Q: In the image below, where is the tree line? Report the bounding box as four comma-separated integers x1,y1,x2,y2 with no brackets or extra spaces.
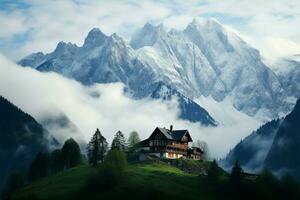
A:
86,129,141,166
2,129,141,199
206,160,300,200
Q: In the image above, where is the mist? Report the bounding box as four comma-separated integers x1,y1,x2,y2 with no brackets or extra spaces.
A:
0,54,262,158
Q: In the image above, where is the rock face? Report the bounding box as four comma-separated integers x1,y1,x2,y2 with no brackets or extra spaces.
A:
18,18,300,122
150,82,217,125
222,98,300,181
18,26,217,126
0,96,55,191
272,54,300,110
130,19,289,120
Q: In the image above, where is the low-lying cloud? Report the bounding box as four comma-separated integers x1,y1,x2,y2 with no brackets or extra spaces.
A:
0,54,262,158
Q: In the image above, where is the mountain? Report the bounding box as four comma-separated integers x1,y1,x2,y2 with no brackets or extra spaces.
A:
0,96,55,191
265,98,300,180
131,19,287,120
221,118,282,172
19,18,298,122
18,27,216,126
150,82,217,125
39,112,86,149
222,98,300,180
272,54,300,108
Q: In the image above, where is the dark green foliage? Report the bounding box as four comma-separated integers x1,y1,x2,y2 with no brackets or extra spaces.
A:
10,161,300,200
86,129,108,166
111,131,126,151
1,171,25,199
28,152,49,182
230,160,244,184
86,150,127,194
104,150,127,173
86,163,118,193
265,98,300,180
26,138,82,185
207,160,222,182
61,138,82,169
279,174,300,200
0,96,50,190
222,118,281,170
49,149,63,173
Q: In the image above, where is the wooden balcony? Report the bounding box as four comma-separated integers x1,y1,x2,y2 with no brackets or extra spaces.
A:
168,142,187,148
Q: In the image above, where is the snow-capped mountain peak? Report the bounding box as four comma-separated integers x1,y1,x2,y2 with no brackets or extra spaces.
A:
83,27,107,48
53,41,78,55
130,22,167,49
18,19,300,122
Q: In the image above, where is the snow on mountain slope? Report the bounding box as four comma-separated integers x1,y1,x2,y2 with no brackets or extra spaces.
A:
150,82,217,126
131,18,289,120
184,19,285,119
272,54,300,107
131,23,217,98
19,18,299,122
18,28,217,126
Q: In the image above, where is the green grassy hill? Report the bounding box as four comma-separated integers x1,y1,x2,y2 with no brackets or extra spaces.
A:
12,162,215,200
10,160,300,200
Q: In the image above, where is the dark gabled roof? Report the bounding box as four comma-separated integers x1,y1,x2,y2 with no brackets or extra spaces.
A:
140,139,149,147
172,130,189,141
157,127,173,140
152,127,193,142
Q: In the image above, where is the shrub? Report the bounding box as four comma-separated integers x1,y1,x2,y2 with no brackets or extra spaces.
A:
104,149,127,173
85,150,128,193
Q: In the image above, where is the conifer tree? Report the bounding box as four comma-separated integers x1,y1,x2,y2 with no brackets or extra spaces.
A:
86,129,108,166
230,160,244,184
111,131,126,151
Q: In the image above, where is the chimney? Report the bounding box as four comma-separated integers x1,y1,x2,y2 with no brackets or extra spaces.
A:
170,125,173,132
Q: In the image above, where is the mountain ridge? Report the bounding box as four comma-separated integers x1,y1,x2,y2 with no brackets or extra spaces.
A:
18,18,300,122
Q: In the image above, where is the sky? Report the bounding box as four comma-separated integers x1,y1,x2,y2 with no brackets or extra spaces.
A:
0,0,298,158
0,0,300,63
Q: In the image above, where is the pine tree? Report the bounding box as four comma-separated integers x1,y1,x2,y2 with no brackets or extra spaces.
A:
230,160,244,184
111,131,126,151
86,129,108,166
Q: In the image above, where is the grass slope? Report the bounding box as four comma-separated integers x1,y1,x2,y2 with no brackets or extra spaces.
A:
13,162,215,200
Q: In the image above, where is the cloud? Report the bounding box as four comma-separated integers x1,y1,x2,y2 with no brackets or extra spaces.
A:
0,54,261,158
0,0,300,62
0,10,27,38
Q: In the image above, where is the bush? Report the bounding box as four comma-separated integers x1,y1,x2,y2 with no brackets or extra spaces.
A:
85,150,128,193
207,160,222,182
104,150,127,173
